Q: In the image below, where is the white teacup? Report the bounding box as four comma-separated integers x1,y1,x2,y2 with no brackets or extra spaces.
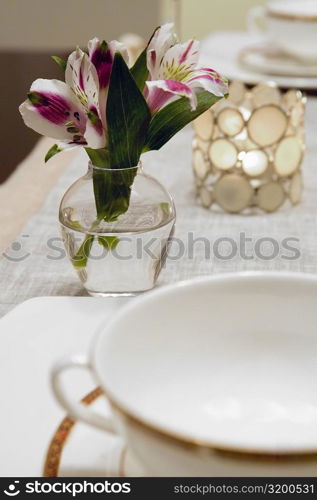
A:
248,0,317,61
52,273,317,476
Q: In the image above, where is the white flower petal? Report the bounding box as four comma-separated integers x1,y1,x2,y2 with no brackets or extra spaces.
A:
30,78,79,104
147,23,176,79
87,37,100,59
187,70,228,97
19,100,71,140
66,49,100,111
19,78,87,141
84,119,107,149
65,48,85,92
109,40,129,66
160,39,200,79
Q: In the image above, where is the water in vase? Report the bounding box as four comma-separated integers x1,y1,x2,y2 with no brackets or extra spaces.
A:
60,203,175,296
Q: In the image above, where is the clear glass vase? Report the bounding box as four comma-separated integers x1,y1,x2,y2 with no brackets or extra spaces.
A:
59,162,176,296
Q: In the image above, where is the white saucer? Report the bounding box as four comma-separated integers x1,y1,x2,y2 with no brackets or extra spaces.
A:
239,43,317,78
200,31,317,89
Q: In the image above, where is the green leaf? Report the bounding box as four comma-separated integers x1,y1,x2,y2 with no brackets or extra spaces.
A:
129,25,161,91
45,144,61,162
144,91,223,151
51,55,67,72
68,220,82,230
92,167,136,222
130,48,148,91
160,202,171,217
98,235,119,251
71,234,95,268
85,147,110,168
106,52,151,169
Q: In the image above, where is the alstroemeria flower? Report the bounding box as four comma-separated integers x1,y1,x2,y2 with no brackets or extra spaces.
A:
19,78,89,149
19,52,105,152
145,24,228,113
19,38,129,156
88,38,129,116
65,46,105,148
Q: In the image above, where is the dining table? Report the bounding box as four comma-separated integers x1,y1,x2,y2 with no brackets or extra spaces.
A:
1,30,317,478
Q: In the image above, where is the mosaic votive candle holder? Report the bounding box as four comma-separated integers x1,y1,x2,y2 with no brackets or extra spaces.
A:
192,81,306,213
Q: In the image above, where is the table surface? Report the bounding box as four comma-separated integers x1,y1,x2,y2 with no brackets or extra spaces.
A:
0,137,77,254
1,27,317,318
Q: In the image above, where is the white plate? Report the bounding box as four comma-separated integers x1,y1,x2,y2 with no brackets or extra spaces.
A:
0,296,129,476
201,31,317,89
239,43,317,77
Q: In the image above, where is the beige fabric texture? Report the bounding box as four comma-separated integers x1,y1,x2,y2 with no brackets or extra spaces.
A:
0,138,77,254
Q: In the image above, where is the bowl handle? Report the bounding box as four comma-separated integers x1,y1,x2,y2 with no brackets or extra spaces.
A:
51,354,117,433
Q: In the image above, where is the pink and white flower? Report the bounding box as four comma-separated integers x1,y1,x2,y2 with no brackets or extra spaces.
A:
19,39,129,155
19,26,228,162
87,38,129,120
145,24,228,113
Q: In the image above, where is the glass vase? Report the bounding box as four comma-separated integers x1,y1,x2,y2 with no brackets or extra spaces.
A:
59,162,176,296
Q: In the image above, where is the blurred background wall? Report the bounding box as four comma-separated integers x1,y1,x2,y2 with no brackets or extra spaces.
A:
1,0,267,182
0,0,159,50
161,0,267,39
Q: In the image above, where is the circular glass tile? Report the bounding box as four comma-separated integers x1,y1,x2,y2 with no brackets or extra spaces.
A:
257,182,285,212
209,139,238,170
214,174,253,212
212,125,221,139
289,172,303,205
199,186,213,208
296,126,305,141
252,83,281,107
242,150,269,177
193,110,214,141
192,138,199,150
248,105,288,147
212,99,228,114
283,89,302,109
193,136,210,154
193,149,209,180
217,108,244,137
228,81,246,105
290,102,305,128
274,136,302,177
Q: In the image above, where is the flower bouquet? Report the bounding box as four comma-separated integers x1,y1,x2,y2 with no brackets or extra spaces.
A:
19,23,228,295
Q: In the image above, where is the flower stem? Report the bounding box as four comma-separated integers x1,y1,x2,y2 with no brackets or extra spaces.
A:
71,234,95,269
71,150,138,269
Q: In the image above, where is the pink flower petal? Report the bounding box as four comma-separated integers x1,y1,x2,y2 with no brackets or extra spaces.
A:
146,79,196,113
88,38,129,90
179,40,195,64
19,79,87,142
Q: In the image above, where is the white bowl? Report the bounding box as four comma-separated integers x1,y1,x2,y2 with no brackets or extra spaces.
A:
52,272,317,476
248,1,317,61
